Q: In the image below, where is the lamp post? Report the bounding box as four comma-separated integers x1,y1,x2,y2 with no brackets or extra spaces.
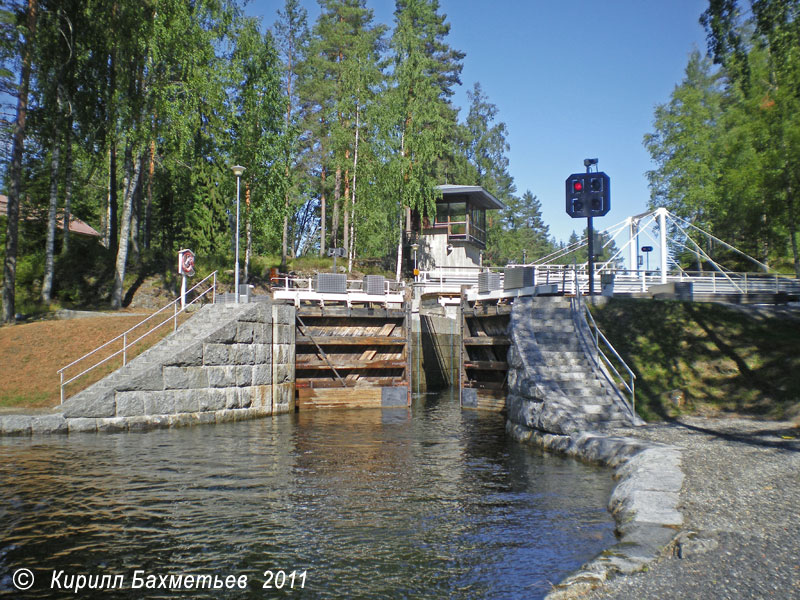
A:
411,243,419,282
231,165,245,303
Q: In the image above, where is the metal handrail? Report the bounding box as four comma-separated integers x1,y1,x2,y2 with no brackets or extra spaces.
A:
57,271,217,404
573,269,637,415
417,263,800,295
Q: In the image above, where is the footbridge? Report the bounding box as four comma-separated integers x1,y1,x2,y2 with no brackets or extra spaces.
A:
417,207,800,302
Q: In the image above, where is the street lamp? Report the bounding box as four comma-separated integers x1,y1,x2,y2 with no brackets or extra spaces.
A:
231,165,245,303
410,243,419,282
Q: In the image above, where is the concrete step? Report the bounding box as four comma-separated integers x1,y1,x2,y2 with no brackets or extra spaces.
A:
536,356,591,368
555,387,609,399
537,368,597,381
534,340,581,351
531,310,572,320
533,324,576,334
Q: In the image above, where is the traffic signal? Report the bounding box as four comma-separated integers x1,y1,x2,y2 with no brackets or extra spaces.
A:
565,172,611,218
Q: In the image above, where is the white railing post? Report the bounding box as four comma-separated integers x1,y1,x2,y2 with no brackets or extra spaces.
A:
123,332,127,366
60,372,64,405
173,302,178,331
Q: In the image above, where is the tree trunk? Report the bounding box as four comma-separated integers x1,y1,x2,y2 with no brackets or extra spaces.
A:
111,145,142,309
2,0,37,323
332,166,341,250
281,38,294,271
42,118,61,303
130,155,144,264
62,114,74,255
108,141,118,251
395,218,403,283
343,158,350,255
348,105,360,274
145,138,154,250
281,211,288,272
788,186,800,279
319,166,326,257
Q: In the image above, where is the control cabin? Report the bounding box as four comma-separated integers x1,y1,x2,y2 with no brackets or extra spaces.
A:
405,185,504,273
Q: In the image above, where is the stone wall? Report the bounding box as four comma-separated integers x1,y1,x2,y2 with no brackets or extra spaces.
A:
0,302,296,435
271,303,295,413
504,296,685,596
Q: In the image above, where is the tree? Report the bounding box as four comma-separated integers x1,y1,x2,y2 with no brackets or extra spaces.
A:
3,0,37,323
385,0,463,280
36,0,77,303
230,18,286,280
486,190,552,265
304,0,385,267
274,0,309,270
644,51,723,225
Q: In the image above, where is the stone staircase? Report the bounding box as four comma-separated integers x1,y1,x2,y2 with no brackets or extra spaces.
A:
49,300,296,434
506,296,639,435
61,302,254,419
529,297,637,429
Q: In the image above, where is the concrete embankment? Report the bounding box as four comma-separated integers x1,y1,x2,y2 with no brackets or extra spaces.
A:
503,296,685,596
0,301,296,435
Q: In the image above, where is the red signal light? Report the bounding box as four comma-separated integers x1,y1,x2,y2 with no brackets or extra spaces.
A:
573,181,583,193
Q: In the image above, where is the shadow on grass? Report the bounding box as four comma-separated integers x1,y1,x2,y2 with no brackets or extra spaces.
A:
591,298,800,420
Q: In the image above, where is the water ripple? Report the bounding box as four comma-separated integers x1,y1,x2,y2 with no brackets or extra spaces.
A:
0,391,615,599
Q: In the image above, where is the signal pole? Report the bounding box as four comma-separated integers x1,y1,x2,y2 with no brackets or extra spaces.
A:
565,158,609,298
586,160,595,296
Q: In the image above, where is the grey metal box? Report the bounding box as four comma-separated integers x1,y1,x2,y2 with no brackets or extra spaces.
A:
504,266,535,290
478,271,502,293
315,272,347,294
363,275,385,295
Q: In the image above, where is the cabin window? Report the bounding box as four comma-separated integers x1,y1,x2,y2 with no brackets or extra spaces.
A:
432,198,486,247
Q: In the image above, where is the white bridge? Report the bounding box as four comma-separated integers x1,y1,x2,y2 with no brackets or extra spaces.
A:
417,207,800,301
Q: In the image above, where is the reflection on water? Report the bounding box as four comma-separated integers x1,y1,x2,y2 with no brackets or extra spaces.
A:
0,390,615,599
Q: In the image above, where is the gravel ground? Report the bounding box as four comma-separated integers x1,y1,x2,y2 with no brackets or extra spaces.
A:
587,417,800,600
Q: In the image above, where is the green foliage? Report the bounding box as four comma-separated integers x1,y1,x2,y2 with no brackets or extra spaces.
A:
3,0,565,311
486,190,553,265
385,0,463,220
592,298,800,420
647,0,800,275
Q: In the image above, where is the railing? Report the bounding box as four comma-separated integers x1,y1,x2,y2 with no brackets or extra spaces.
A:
431,220,486,247
416,265,488,291
416,263,800,297
271,275,404,294
57,271,217,404
572,269,637,417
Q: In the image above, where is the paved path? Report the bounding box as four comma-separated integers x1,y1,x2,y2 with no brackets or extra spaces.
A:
587,417,800,599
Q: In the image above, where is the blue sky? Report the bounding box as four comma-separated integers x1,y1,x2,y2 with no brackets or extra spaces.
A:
247,0,710,245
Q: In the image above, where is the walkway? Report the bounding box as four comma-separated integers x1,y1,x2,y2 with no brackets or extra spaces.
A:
584,417,800,599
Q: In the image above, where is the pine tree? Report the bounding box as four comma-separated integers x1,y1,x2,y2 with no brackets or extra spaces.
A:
386,0,463,279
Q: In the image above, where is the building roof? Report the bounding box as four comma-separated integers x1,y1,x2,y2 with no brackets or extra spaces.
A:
435,185,505,210
0,195,101,238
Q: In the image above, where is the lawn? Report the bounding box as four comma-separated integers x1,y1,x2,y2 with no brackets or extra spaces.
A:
0,311,189,409
591,298,800,421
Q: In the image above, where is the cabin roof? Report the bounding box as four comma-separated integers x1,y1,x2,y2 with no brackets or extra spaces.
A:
0,195,101,238
435,185,504,210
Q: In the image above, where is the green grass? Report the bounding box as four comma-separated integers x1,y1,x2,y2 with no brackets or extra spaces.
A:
591,298,800,421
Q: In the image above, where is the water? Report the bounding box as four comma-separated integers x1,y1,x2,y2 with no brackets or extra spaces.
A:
0,391,616,599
